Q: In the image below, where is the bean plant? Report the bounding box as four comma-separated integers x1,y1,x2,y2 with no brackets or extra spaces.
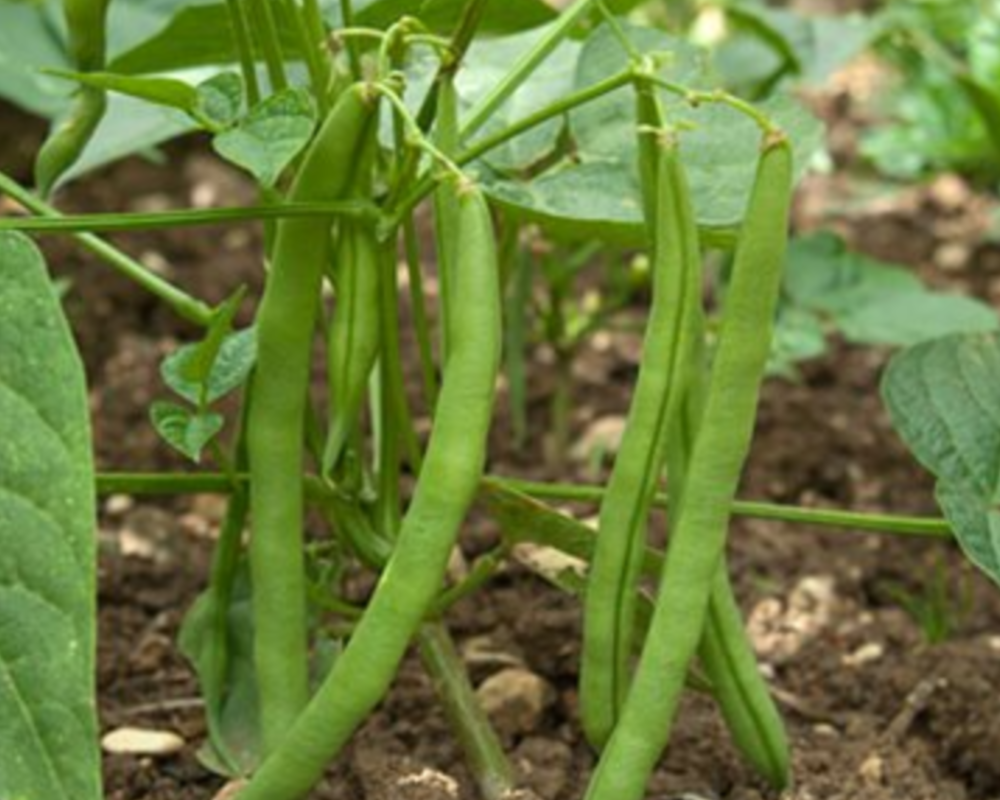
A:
1,1,994,799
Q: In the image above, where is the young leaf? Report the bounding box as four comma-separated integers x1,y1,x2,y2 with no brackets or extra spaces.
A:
883,332,1000,586
197,72,244,129
161,327,257,407
44,68,205,121
0,232,101,800
151,401,225,462
213,88,317,187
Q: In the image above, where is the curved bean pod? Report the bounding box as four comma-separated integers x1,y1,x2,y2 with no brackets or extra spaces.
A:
324,217,381,472
580,127,702,749
247,83,378,753
238,178,502,800
584,132,793,800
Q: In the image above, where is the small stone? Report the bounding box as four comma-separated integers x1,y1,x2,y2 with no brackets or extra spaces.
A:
842,642,885,668
813,723,840,739
211,780,248,800
859,753,885,785
104,494,134,517
476,668,556,739
101,727,185,756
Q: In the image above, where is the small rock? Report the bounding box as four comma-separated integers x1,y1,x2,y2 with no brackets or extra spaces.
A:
211,780,247,800
570,415,626,463
858,753,885,785
842,642,885,668
101,727,185,756
104,493,134,517
476,668,556,739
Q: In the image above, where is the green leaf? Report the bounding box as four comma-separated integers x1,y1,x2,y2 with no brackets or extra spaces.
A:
161,327,257,407
839,292,998,347
785,232,998,347
351,0,556,34
476,21,823,245
150,401,225,462
883,332,1000,586
196,71,244,128
213,88,317,187
0,231,101,800
110,3,292,74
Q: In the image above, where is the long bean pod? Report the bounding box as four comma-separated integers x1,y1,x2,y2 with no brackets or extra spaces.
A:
324,213,382,473
238,177,501,800
247,83,378,753
580,126,702,748
584,132,793,800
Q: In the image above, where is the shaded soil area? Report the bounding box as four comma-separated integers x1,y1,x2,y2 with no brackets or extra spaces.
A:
4,72,1000,800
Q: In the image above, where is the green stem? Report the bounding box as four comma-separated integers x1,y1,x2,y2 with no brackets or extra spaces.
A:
461,0,601,139
225,0,262,106
385,67,635,231
92,472,954,539
0,201,374,233
415,0,495,131
247,0,289,93
417,622,516,800
339,0,364,80
0,170,213,326
281,0,329,111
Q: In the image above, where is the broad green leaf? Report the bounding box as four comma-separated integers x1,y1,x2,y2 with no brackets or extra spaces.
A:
0,231,101,800
0,0,72,117
476,21,823,245
785,232,922,314
784,232,998,348
110,3,294,74
883,332,1000,586
352,0,556,34
213,88,316,187
839,293,998,347
162,327,257,407
768,308,828,379
460,24,583,171
150,401,225,462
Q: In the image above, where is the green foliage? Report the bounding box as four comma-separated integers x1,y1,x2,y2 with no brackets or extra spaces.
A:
883,332,1000,587
775,232,998,374
0,231,101,800
864,0,1000,179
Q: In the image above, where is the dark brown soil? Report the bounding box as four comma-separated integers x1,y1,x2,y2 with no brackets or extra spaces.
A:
4,57,1000,800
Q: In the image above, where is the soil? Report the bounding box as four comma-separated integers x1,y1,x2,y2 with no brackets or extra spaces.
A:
4,48,1000,800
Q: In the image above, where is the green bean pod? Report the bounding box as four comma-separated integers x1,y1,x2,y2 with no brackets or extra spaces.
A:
238,178,501,800
324,217,381,472
580,128,702,749
35,0,111,195
584,132,793,800
247,83,378,754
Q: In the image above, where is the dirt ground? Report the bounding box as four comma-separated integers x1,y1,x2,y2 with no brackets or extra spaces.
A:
4,53,1000,800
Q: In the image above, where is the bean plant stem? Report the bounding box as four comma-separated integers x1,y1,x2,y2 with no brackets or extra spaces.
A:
417,622,515,800
92,472,954,539
224,0,261,105
0,171,213,326
460,0,601,140
246,0,288,93
0,201,375,233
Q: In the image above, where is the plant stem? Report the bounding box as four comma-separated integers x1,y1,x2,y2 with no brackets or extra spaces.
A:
0,201,375,233
461,0,600,140
0,171,213,326
93,472,954,539
385,67,635,231
417,622,516,800
225,0,261,106
246,0,289,93
339,0,364,80
415,0,495,131
494,477,954,538
402,212,440,409
281,0,329,111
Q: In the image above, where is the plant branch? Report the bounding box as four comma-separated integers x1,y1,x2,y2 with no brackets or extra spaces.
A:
0,171,213,326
